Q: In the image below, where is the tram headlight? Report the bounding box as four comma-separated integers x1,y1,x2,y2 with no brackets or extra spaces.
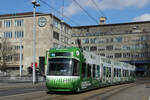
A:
76,50,80,56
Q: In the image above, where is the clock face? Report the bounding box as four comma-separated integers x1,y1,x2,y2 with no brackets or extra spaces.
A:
38,17,47,27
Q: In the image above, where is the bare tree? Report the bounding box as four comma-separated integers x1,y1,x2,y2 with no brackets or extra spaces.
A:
0,38,15,72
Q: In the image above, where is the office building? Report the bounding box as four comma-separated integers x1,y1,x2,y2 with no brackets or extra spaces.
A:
0,12,72,74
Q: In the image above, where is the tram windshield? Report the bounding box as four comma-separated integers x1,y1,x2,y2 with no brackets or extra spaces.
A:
47,58,80,76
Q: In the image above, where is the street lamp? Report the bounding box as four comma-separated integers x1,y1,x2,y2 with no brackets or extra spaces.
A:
32,0,40,84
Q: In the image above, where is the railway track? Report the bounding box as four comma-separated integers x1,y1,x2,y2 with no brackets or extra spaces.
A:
0,83,135,100
0,81,149,100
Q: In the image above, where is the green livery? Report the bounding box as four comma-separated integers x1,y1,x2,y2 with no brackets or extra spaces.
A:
45,47,136,92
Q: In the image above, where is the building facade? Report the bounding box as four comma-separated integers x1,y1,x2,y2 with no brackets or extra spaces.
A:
0,12,72,74
0,12,150,76
72,22,150,77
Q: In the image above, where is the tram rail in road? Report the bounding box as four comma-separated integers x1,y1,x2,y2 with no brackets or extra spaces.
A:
0,83,136,100
0,79,149,100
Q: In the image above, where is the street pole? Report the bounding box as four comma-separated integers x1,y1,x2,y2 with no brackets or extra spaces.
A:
32,0,40,85
19,37,22,77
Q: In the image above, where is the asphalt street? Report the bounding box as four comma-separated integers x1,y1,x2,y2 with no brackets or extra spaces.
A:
0,85,46,97
105,82,150,100
0,79,150,100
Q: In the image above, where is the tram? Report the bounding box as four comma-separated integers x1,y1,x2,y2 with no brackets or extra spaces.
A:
45,47,135,92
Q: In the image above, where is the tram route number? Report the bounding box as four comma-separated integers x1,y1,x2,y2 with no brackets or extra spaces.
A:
81,81,91,89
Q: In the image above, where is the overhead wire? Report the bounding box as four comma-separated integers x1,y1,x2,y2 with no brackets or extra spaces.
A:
39,0,80,26
72,0,99,24
90,0,111,23
91,0,105,16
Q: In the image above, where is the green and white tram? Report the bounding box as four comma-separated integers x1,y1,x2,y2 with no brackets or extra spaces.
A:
45,47,135,92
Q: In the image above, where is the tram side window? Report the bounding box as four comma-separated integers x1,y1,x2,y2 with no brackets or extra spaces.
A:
124,70,127,77
109,67,111,77
73,59,80,76
123,70,125,77
106,67,109,77
97,65,100,77
82,63,86,78
93,64,96,78
119,69,121,77
130,71,132,77
88,64,91,77
103,67,106,77
127,70,129,77
129,70,131,77
126,70,127,77
114,68,116,77
131,71,134,77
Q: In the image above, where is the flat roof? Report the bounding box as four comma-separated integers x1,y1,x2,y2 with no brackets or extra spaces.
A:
0,12,43,17
72,21,150,28
0,12,71,28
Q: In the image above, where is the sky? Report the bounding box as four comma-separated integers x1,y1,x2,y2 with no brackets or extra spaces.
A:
0,0,150,26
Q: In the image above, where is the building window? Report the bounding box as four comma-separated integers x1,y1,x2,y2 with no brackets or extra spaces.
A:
106,54,113,59
122,45,130,50
85,38,89,44
115,53,122,58
81,38,89,44
114,46,121,50
98,46,105,51
106,38,113,43
15,31,24,38
5,55,13,62
53,31,59,40
114,37,122,42
14,19,24,27
4,20,12,28
61,35,64,42
15,45,23,50
53,19,61,30
123,53,130,58
98,38,105,43
4,32,13,38
141,35,149,41
90,38,96,44
90,46,97,51
106,45,113,51
83,46,89,51
64,27,69,34
64,36,69,44
100,53,105,56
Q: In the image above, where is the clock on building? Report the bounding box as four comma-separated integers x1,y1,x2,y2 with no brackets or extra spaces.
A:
38,17,47,27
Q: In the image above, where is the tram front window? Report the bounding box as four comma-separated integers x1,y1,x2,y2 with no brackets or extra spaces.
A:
47,58,79,76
